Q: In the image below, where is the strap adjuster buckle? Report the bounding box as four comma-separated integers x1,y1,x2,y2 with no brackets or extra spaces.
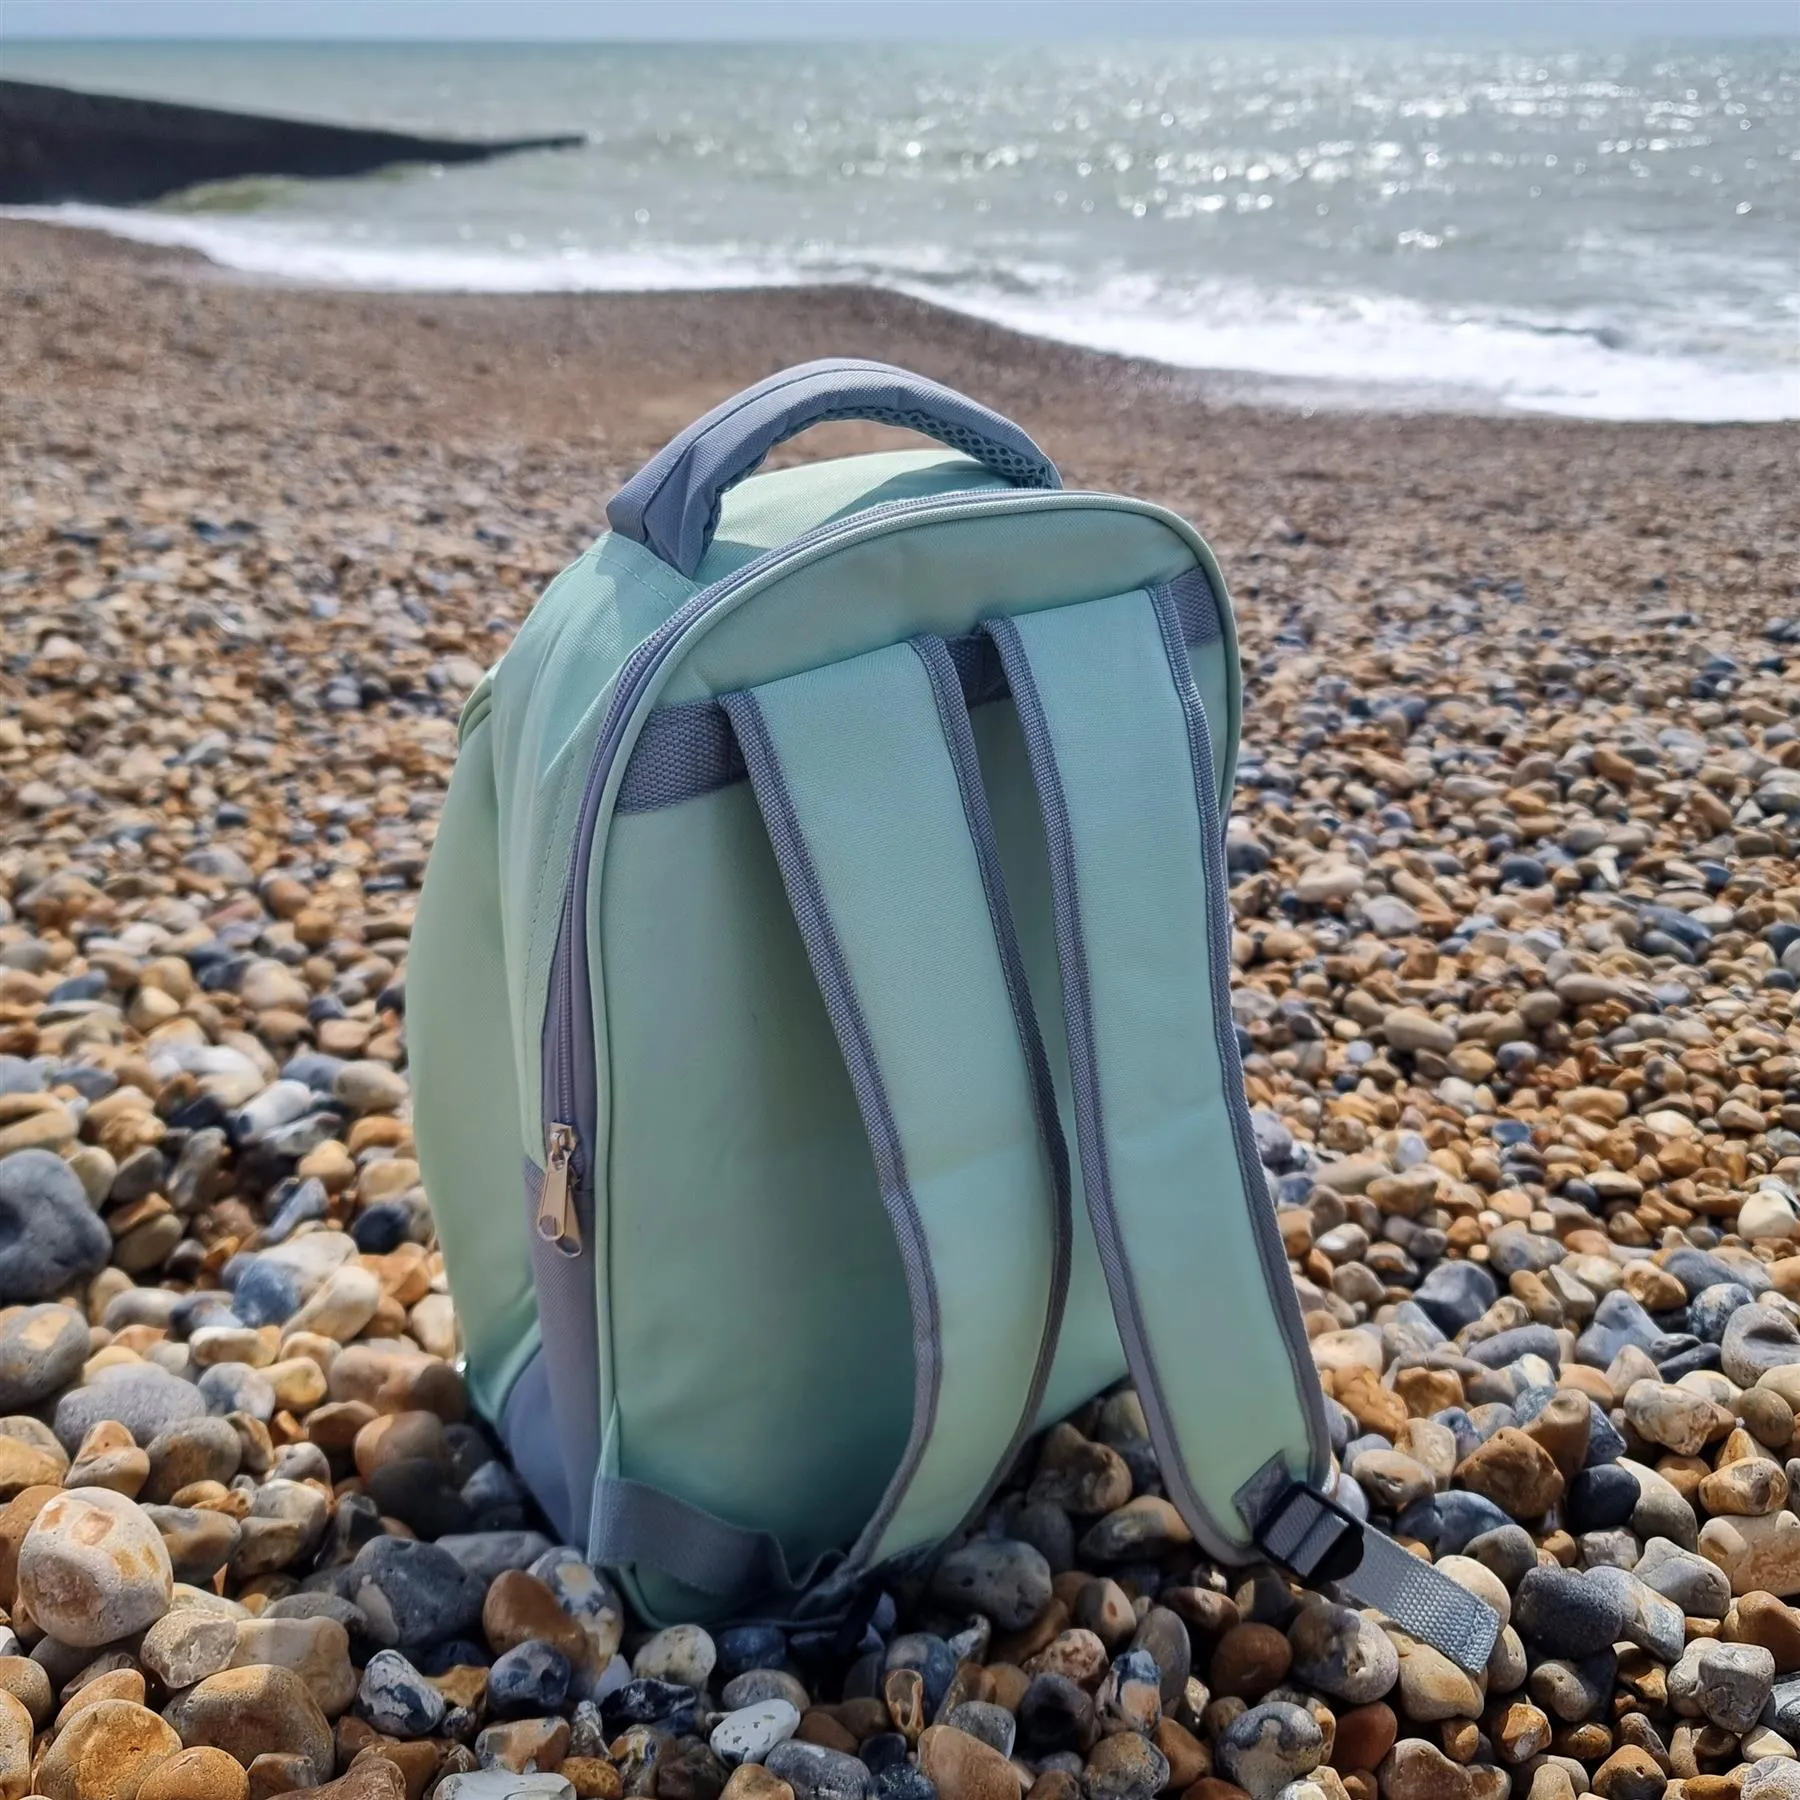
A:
1257,1481,1367,1586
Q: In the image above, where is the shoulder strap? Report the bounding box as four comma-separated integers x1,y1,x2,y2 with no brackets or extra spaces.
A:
718,635,1073,1572
986,588,1498,1674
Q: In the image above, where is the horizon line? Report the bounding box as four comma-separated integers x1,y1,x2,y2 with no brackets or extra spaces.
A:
12,28,1798,44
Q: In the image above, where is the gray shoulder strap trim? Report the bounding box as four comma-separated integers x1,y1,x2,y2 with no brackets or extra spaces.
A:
1241,1461,1501,1675
984,594,1330,1567
718,686,943,1570
1146,585,1333,1469
982,610,1217,1554
910,631,1074,1522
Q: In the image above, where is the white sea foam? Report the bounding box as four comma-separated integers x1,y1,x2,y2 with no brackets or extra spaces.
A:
935,277,1800,424
13,203,1798,425
3,204,801,292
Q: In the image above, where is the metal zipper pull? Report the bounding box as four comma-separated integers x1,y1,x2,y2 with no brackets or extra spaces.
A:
536,1123,582,1257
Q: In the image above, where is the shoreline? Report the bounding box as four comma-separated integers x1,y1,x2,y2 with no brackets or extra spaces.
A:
5,213,1793,564
11,205,1794,428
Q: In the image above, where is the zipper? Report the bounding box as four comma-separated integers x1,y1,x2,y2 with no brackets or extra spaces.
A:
536,484,1203,1239
535,1123,581,1256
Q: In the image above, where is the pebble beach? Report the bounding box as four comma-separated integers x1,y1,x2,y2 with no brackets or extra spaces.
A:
2,217,1799,1800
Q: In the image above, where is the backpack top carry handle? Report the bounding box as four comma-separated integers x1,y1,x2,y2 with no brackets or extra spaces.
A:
605,357,1062,577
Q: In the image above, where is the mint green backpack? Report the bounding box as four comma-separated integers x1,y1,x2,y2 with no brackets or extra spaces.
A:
410,361,1496,1669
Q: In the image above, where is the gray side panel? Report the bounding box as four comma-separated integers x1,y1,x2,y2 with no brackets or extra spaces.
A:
499,1344,572,1543
590,1475,800,1599
518,1157,603,1545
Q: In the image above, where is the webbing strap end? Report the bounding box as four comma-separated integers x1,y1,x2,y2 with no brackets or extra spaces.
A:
1238,1464,1502,1676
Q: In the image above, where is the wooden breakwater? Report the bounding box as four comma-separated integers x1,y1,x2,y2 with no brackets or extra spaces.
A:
0,78,583,206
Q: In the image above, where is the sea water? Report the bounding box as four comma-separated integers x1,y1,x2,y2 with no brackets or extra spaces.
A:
5,36,1796,420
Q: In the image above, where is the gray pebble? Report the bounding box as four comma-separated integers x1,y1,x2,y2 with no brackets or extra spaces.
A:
1413,1262,1497,1335
0,1304,89,1409
929,1536,1052,1631
1577,1529,1643,1573
1723,1306,1800,1386
143,1415,243,1502
1576,1289,1660,1366
0,1057,44,1097
1395,1489,1512,1554
359,1647,447,1738
1635,1536,1731,1618
1665,1247,1769,1298
1581,1565,1684,1662
1462,1323,1562,1370
709,1698,801,1765
101,1287,182,1332
1286,1600,1399,1704
232,1079,315,1141
766,1740,872,1800
350,1536,485,1650
435,1530,554,1588
722,1669,810,1712
1462,1523,1541,1590
944,1701,1015,1759
264,1591,370,1637
53,1363,205,1454
0,1150,111,1304
1669,1639,1776,1734
1486,1225,1565,1277
197,1361,275,1420
1215,1700,1326,1800
1486,1625,1528,1694
1629,1473,1699,1552
436,1774,575,1799
1007,1499,1075,1574
1130,1605,1192,1704
1529,1651,1616,1722
1766,1673,1800,1738
1513,1566,1625,1658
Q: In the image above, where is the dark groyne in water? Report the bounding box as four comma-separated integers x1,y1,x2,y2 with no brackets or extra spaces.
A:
0,78,583,206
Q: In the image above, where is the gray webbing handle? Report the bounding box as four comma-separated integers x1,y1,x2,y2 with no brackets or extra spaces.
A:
605,358,1061,577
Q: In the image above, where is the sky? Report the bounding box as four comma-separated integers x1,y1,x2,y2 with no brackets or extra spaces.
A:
4,0,1796,40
